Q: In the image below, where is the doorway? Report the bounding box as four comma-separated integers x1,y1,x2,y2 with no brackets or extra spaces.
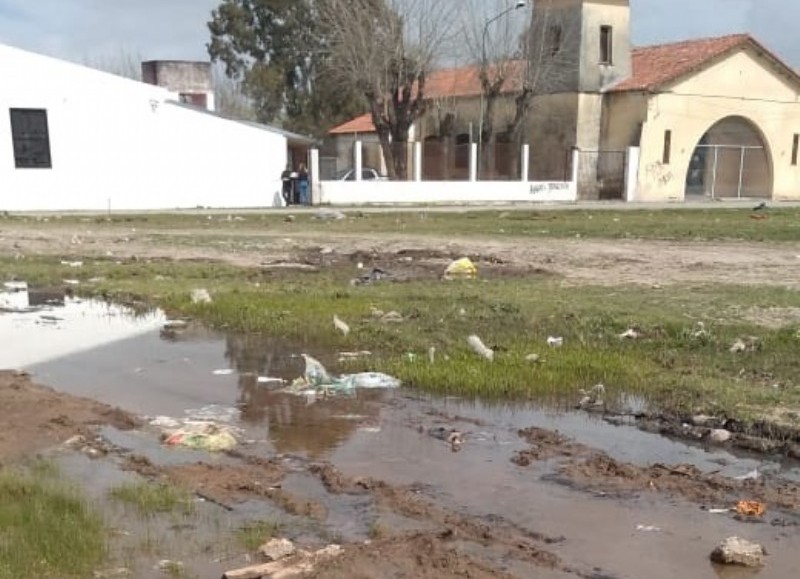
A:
685,116,771,199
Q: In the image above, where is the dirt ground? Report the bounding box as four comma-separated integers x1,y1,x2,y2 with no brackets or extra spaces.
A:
4,218,800,577
0,371,137,463
4,221,800,288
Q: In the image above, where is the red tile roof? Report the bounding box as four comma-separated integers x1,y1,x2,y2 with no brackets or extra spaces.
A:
328,62,523,134
328,113,375,135
611,34,770,92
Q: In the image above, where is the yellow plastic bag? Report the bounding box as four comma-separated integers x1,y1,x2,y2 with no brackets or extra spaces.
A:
444,257,478,279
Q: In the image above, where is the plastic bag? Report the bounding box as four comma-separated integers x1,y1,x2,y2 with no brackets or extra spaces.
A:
302,353,332,386
444,257,478,279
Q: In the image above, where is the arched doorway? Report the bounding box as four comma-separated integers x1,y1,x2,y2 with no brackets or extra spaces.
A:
685,116,772,199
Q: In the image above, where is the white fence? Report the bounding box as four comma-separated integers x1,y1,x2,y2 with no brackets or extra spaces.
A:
313,141,579,206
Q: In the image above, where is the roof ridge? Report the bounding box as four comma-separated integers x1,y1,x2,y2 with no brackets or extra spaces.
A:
632,32,750,54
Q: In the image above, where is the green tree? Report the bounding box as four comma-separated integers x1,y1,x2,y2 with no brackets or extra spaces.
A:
207,0,364,135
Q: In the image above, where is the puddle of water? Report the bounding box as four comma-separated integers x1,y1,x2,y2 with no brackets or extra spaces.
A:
15,303,800,578
0,284,165,369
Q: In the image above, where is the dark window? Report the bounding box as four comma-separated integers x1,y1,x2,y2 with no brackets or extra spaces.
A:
793,134,799,166
10,108,52,169
179,92,208,109
455,133,470,169
600,25,613,65
662,130,672,164
547,24,562,56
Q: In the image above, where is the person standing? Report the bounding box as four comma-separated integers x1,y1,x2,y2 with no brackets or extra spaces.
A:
281,165,293,206
297,163,310,205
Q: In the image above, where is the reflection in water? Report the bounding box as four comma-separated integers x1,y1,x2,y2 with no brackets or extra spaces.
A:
224,333,385,458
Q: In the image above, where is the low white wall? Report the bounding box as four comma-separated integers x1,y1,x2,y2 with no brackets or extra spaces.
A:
319,180,577,205
0,43,286,211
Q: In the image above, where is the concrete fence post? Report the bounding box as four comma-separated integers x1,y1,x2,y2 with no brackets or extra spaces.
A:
469,143,478,182
354,140,363,182
521,144,530,182
309,148,321,205
625,146,641,202
414,141,422,182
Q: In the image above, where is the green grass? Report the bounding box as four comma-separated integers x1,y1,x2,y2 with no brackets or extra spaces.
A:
236,520,282,551
0,467,106,578
109,481,195,517
5,207,800,242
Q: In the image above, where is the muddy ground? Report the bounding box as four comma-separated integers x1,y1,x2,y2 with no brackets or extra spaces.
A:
3,215,800,577
4,219,800,288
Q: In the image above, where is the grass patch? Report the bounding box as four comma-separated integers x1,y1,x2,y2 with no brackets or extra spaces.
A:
109,481,194,517
236,520,282,551
0,468,106,578
7,207,800,242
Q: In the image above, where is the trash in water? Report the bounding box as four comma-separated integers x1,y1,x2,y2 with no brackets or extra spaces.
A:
735,500,766,517
164,422,238,452
734,469,760,481
467,335,494,361
707,508,731,515
429,427,464,452
636,524,662,532
282,354,400,399
60,260,83,268
213,369,235,376
333,314,350,336
257,376,286,385
444,257,477,280
576,384,605,411
547,336,564,348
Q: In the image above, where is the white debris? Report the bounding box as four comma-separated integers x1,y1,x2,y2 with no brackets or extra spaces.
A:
60,260,84,268
709,429,732,444
734,469,760,481
191,288,212,304
467,335,494,361
547,336,564,348
636,524,662,532
380,311,404,324
333,314,350,336
619,328,641,340
525,354,541,363
428,346,436,364
212,369,235,376
710,537,766,567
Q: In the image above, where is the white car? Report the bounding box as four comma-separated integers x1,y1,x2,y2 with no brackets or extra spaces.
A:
334,168,387,181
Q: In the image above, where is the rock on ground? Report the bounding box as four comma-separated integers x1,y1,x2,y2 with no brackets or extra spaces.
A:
710,537,766,567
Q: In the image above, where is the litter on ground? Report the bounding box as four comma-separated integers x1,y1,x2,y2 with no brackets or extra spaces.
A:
444,257,478,279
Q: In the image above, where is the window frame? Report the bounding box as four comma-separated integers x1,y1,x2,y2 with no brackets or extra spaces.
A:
662,130,672,165
9,108,52,169
792,134,799,166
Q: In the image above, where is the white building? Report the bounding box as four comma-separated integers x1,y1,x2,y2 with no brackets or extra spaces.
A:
0,43,313,212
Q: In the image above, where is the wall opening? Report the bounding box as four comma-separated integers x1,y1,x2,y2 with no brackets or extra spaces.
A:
600,26,613,64
10,108,52,169
685,116,772,199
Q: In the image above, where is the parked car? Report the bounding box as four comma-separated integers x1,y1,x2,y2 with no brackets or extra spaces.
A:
334,167,387,181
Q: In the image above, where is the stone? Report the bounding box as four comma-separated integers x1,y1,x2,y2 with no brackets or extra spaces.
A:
710,537,766,567
691,414,715,427
259,538,295,562
709,429,732,444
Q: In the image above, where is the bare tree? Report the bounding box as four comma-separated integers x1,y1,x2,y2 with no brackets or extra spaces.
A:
320,0,456,180
84,47,143,80
461,0,528,179
506,4,581,177
212,63,257,121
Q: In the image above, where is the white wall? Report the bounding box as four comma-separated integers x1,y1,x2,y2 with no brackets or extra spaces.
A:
0,44,286,211
319,180,577,205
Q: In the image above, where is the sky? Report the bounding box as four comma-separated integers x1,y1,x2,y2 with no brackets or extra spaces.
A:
0,0,798,68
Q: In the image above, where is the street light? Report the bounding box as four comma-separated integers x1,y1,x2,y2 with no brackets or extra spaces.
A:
478,0,527,163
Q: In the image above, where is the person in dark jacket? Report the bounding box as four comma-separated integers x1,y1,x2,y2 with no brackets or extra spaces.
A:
281,165,294,206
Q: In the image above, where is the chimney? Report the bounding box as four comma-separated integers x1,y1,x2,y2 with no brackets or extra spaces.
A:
141,60,215,111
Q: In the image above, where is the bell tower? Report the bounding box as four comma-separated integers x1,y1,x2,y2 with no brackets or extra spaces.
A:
530,0,632,93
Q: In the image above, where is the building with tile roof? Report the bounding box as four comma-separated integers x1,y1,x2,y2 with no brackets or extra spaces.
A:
328,0,800,202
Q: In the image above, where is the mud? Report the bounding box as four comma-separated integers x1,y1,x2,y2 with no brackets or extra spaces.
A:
6,220,800,288
512,425,800,513
0,370,138,462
